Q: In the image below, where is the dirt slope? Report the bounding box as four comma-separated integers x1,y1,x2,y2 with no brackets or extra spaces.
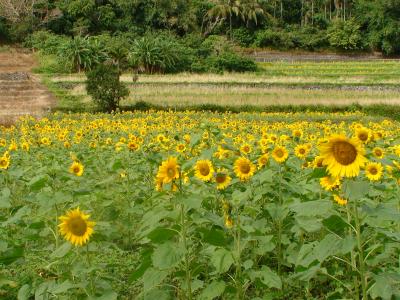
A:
0,49,55,125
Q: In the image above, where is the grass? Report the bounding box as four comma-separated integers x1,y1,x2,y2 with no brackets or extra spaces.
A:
35,58,400,121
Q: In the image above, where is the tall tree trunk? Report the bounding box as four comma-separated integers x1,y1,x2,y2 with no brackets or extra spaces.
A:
280,0,283,20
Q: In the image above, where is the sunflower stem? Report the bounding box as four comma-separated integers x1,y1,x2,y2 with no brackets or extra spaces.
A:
353,200,368,300
347,201,360,300
180,203,192,300
234,211,243,300
277,164,283,276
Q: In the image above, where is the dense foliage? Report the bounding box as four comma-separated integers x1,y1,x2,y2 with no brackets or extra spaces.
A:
86,63,129,112
1,111,400,299
1,0,400,57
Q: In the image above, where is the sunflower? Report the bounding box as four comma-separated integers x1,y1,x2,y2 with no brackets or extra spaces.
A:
0,156,10,169
234,157,256,181
313,156,324,168
355,127,371,144
294,144,309,159
372,147,384,159
224,215,233,229
194,160,214,182
258,153,269,169
365,162,383,181
319,135,366,178
176,143,186,153
69,161,84,176
272,146,289,163
157,157,180,184
240,144,252,155
214,169,231,190
292,129,303,139
58,207,95,246
128,141,140,151
320,176,340,191
333,194,348,206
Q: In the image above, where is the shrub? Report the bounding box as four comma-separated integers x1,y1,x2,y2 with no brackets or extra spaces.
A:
27,30,69,55
203,51,257,73
58,36,108,72
327,19,365,51
254,29,294,49
86,63,129,112
232,28,255,47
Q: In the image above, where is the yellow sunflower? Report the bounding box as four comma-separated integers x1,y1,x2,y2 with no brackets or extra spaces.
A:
194,160,214,182
69,161,84,177
272,146,289,163
240,144,252,155
333,194,348,206
372,147,384,159
257,153,269,169
0,156,10,169
365,162,383,181
234,157,256,181
59,207,95,246
224,215,233,229
294,144,309,159
157,157,180,184
214,169,231,190
176,143,186,153
319,135,366,178
320,176,340,191
355,127,371,144
313,156,324,168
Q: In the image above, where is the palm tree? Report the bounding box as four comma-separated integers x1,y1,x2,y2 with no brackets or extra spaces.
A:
207,0,241,40
240,0,267,27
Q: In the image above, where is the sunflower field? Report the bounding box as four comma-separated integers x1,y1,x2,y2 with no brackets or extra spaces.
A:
1,111,400,300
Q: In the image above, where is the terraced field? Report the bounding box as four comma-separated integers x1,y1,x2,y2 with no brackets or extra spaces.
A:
47,60,400,111
0,50,55,125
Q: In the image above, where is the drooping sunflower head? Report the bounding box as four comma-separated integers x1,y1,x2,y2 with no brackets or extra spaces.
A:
333,194,348,206
258,153,269,169
214,169,231,190
319,135,366,178
365,162,383,182
69,161,84,177
157,157,180,184
58,207,95,246
272,146,289,163
234,157,256,181
194,160,214,182
313,156,324,168
320,176,340,191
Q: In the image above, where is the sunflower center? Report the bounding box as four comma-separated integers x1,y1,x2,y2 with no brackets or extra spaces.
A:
0,159,7,167
275,149,284,158
199,165,210,176
216,174,226,183
369,167,378,175
332,141,357,166
68,217,87,236
73,166,81,173
240,163,251,174
167,167,176,178
358,132,368,141
299,148,306,154
243,146,249,152
375,150,382,156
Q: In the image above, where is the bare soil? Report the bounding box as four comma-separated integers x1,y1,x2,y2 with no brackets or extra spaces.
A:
0,48,55,125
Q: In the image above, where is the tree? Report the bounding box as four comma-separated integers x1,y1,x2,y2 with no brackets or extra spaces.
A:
86,63,129,112
207,0,241,40
240,0,267,26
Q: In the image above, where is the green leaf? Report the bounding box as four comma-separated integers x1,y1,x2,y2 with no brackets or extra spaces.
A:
148,227,178,244
369,273,400,300
254,266,282,289
152,242,184,270
143,267,169,292
144,289,171,300
198,281,226,300
17,284,30,300
292,265,326,282
129,249,152,283
296,216,323,232
0,187,11,208
50,242,71,259
343,179,370,201
200,228,227,247
50,280,74,294
307,167,328,181
290,200,332,217
2,206,31,226
28,175,48,191
0,246,24,265
210,248,234,273
259,169,274,183
314,234,342,263
322,215,349,235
